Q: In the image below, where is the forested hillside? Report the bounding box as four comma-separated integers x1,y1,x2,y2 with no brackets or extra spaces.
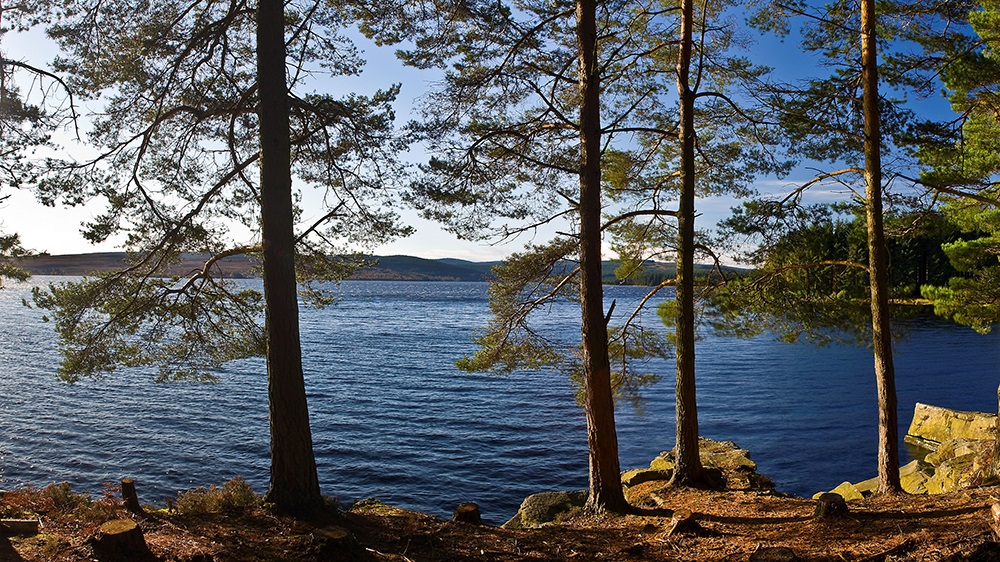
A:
16,252,725,284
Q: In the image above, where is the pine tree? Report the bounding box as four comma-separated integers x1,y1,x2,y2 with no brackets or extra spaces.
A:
726,0,972,493
29,0,412,512
366,0,787,498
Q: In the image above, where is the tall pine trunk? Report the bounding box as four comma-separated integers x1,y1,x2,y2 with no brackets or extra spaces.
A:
860,0,902,494
670,0,703,487
576,0,627,513
257,0,323,512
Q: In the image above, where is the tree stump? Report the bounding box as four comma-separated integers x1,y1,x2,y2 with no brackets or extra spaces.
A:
91,519,153,561
452,502,482,524
314,525,356,557
120,478,145,516
813,492,849,520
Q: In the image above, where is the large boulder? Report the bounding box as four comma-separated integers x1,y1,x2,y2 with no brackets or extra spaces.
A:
905,403,996,451
502,491,586,529
925,453,979,494
817,400,999,500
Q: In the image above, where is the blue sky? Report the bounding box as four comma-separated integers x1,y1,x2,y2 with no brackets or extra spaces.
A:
1,7,956,262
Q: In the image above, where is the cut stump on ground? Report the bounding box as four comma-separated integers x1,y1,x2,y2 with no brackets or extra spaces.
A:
91,519,153,561
453,502,482,525
813,493,849,520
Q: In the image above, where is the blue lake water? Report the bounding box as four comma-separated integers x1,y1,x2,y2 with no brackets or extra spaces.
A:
0,277,997,524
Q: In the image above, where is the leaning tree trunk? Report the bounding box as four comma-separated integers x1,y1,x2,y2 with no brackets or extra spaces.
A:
670,0,703,487
576,0,627,513
860,0,902,494
257,0,323,512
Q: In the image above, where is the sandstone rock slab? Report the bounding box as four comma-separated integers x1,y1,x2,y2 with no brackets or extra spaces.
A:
905,403,996,451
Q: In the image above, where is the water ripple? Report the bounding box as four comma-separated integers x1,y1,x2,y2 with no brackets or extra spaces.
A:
0,278,997,523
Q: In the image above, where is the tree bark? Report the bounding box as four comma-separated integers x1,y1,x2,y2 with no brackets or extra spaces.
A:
993,385,999,479
670,0,703,487
257,0,323,512
576,0,627,513
860,0,902,494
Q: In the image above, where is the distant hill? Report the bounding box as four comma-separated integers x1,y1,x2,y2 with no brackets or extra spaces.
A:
348,255,499,282
14,252,739,284
13,252,260,278
12,253,499,282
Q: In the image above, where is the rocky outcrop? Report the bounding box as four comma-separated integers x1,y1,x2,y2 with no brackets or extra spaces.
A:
507,439,773,529
650,437,758,473
501,491,586,529
905,402,996,451
817,402,999,500
627,437,773,492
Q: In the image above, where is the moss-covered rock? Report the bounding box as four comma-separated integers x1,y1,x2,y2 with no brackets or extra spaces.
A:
853,477,879,497
829,481,864,502
645,438,770,492
621,468,672,488
650,438,757,473
900,460,934,495
925,453,979,494
502,491,586,529
650,454,674,472
925,438,989,467
905,403,996,451
812,403,996,499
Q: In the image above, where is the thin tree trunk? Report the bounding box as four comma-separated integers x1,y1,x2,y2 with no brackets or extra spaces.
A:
257,0,323,512
860,0,901,494
576,0,627,513
670,0,703,487
992,385,998,480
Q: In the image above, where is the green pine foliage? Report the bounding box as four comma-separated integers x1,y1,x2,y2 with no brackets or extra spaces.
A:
0,231,30,287
24,0,413,382
915,0,1000,333
711,203,874,345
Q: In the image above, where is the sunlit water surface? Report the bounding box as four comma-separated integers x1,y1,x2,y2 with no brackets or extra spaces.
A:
0,278,997,523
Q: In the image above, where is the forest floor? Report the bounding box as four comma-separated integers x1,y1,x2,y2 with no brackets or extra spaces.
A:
2,479,1000,561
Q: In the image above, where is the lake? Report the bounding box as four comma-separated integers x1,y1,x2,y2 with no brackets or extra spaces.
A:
0,278,997,524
